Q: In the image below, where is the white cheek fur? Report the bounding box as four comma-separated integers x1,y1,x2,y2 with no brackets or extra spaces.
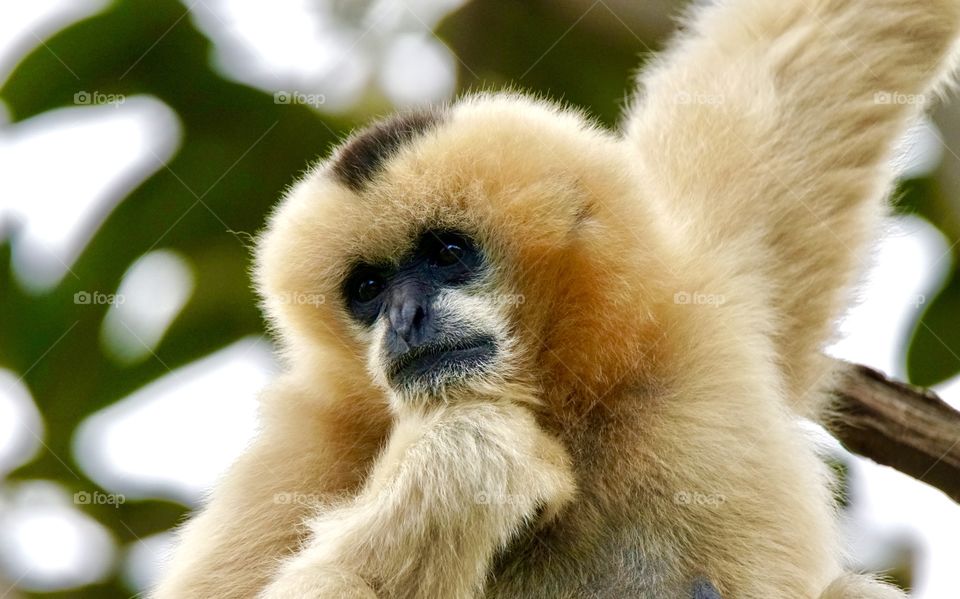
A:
362,286,519,403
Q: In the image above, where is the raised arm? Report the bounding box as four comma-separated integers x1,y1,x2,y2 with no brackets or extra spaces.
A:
626,0,960,407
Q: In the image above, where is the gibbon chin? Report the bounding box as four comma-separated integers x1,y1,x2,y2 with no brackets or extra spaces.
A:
152,0,960,597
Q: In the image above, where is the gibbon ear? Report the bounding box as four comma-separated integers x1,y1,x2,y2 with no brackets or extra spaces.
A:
330,109,446,191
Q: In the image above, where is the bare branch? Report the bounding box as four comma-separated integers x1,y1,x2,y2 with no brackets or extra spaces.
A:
825,359,960,504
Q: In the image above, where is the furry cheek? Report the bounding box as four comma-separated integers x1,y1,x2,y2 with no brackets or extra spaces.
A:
363,286,517,405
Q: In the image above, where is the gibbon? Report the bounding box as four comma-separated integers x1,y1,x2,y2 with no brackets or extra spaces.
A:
152,0,960,597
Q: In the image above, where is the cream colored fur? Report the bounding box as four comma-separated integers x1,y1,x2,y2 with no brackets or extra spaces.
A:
152,0,960,597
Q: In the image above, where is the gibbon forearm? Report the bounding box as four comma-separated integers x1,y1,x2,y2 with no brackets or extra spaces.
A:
260,401,575,599
628,0,960,406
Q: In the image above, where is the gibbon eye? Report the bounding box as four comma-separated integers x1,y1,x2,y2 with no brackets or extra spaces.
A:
426,232,472,268
354,274,385,303
343,265,389,325
433,241,464,267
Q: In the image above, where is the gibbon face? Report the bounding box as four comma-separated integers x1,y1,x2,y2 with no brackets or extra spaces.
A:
255,94,674,404
343,227,508,400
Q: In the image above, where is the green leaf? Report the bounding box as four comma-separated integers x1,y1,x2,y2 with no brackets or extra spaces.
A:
907,269,960,386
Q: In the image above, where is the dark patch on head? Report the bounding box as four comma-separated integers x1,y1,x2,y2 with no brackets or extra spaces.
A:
574,202,596,227
330,108,446,191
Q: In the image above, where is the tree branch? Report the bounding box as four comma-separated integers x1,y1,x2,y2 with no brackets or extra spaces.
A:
824,359,960,504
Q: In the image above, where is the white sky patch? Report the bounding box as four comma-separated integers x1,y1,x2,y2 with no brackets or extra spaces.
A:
844,458,960,599
0,0,108,87
0,97,181,292
829,215,953,379
188,0,462,112
934,373,960,411
189,0,372,111
366,0,469,30
0,481,116,592
122,531,174,593
72,338,275,505
100,250,195,365
892,116,946,180
379,33,456,108
0,370,43,476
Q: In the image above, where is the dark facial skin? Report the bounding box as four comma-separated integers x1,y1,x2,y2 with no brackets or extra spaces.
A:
343,229,495,386
690,577,722,599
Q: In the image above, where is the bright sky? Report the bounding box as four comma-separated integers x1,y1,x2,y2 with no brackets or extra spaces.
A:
0,0,958,596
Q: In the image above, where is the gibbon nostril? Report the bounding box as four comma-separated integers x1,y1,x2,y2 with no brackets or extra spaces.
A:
389,301,413,342
409,304,432,346
387,288,429,346
411,304,426,328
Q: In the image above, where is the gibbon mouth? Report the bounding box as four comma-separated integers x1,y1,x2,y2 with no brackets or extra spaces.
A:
388,335,497,385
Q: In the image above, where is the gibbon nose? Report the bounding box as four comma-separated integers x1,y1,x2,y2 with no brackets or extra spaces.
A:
387,283,430,348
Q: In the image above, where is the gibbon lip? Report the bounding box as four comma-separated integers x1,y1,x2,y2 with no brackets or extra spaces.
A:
388,335,497,385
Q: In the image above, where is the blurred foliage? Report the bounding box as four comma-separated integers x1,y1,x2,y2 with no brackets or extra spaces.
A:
0,0,957,596
898,175,960,386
